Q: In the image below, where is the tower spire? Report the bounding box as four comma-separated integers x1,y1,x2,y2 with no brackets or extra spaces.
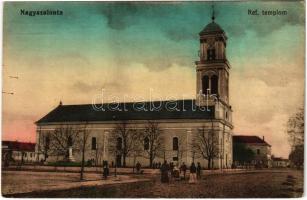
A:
211,3,215,22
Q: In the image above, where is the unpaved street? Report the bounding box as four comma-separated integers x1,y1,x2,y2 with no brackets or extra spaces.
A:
2,169,303,198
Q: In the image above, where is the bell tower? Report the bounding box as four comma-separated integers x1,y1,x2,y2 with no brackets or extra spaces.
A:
196,8,232,123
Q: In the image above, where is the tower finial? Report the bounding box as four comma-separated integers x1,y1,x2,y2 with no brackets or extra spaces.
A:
211,3,215,22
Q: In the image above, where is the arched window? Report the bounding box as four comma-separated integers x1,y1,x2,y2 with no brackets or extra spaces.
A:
144,137,149,150
67,136,73,147
207,49,216,60
202,75,209,94
173,137,179,151
116,137,122,150
45,136,50,150
91,137,97,150
211,75,218,94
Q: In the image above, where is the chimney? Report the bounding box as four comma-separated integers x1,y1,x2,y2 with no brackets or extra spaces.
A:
263,136,265,141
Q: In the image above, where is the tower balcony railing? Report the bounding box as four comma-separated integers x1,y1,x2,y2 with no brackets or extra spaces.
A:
195,59,229,65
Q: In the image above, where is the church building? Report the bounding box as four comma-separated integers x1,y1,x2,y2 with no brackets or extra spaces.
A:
35,13,234,169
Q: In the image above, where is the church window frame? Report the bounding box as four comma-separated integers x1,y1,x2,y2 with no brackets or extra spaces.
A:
67,135,73,147
45,136,50,150
144,137,149,151
211,75,218,95
173,137,179,151
207,48,216,60
91,137,97,150
202,75,210,94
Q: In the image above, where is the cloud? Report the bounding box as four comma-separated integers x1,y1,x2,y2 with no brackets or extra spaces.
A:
224,2,305,37
100,3,141,30
71,79,125,93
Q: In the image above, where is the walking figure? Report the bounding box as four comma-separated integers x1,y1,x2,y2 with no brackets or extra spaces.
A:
136,161,141,174
160,160,170,183
196,162,202,180
180,162,187,180
103,161,109,180
189,162,197,184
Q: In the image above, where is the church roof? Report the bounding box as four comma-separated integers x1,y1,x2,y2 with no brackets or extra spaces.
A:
233,135,271,147
36,99,214,124
199,21,225,35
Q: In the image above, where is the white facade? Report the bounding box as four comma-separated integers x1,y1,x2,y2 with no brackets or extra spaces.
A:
36,118,233,169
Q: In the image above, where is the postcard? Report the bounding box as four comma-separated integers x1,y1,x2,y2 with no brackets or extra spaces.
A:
2,1,305,198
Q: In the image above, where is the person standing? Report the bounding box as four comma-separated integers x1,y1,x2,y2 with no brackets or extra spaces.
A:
160,160,170,183
196,162,202,180
103,162,109,180
180,162,187,180
189,162,197,184
173,164,180,180
169,162,174,182
136,161,141,174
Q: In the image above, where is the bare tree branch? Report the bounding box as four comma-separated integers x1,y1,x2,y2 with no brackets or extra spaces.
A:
191,121,220,169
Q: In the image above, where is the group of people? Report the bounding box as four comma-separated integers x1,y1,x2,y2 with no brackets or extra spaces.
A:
160,161,202,184
102,160,202,183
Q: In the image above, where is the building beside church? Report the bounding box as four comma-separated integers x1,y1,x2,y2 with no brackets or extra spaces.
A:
271,156,289,168
2,141,36,165
35,15,234,169
233,135,272,168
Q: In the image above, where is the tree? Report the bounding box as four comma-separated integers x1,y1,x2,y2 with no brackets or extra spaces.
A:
233,143,255,166
289,145,303,169
49,125,80,162
109,121,140,167
36,129,51,163
93,139,104,167
191,122,220,169
287,108,304,147
142,121,164,167
77,123,91,180
287,108,304,169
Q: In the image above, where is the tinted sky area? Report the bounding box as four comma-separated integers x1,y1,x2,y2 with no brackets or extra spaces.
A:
3,1,305,157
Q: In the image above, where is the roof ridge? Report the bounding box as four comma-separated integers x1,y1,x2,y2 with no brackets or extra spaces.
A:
60,99,195,107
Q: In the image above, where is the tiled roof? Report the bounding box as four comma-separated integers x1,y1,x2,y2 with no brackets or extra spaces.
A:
272,157,288,161
36,99,215,124
2,141,36,152
233,135,271,147
199,21,225,35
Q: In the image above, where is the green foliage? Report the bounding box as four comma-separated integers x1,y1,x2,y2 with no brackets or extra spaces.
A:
233,143,255,164
289,144,304,169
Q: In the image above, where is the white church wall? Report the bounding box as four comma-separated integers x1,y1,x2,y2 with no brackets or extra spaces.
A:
37,119,233,169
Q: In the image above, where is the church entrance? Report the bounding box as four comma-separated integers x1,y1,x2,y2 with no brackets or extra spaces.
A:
116,155,122,167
